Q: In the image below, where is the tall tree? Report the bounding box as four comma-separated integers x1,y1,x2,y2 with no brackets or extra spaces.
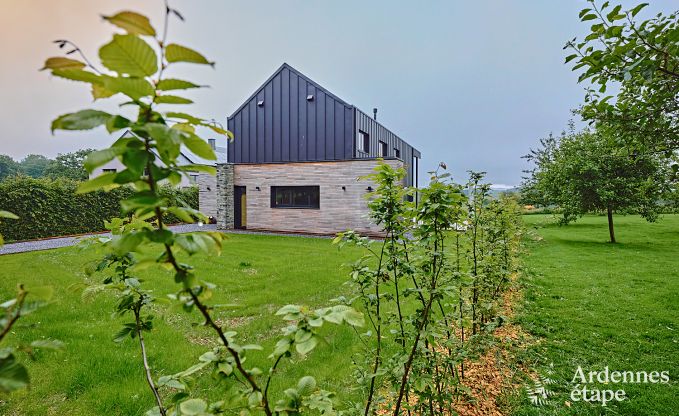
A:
43,149,95,181
523,128,673,243
19,154,52,178
0,155,20,181
566,1,679,154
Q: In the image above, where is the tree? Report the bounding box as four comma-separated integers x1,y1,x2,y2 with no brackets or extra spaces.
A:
19,154,52,178
0,155,20,181
523,128,673,242
43,149,94,181
566,1,679,154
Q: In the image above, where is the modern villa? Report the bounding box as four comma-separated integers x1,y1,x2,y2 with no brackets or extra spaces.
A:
199,63,421,235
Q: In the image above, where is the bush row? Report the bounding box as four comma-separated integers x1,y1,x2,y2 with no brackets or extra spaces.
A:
0,176,198,241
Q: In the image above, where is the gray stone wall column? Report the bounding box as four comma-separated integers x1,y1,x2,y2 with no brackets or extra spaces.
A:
216,164,234,229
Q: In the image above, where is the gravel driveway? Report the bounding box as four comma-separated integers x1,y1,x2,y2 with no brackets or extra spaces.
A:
0,224,218,255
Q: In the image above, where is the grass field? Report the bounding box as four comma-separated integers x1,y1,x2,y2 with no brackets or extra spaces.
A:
0,234,363,415
1,214,677,415
514,214,679,415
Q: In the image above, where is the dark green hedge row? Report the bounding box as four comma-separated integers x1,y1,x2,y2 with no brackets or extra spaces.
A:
0,176,198,242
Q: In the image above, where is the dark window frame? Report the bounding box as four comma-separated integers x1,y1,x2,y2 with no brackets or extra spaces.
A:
378,141,388,157
394,147,401,158
358,130,370,153
271,186,320,209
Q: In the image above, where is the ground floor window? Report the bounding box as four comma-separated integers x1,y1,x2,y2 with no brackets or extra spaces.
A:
271,186,320,209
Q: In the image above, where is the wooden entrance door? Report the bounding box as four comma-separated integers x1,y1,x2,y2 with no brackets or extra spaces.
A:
234,186,247,229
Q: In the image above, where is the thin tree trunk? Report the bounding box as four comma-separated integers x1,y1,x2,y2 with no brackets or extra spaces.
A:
607,206,616,243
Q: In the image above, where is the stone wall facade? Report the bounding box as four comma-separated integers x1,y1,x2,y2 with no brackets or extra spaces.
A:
216,164,234,229
227,159,403,235
197,173,217,219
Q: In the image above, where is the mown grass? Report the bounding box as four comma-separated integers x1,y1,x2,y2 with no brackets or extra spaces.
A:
512,214,679,415
0,234,363,415
3,214,677,415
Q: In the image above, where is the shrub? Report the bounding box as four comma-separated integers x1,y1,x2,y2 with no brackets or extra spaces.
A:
0,176,197,241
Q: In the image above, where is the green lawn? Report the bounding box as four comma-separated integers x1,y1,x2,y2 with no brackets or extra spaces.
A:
2,215,677,415
0,234,363,415
514,214,679,415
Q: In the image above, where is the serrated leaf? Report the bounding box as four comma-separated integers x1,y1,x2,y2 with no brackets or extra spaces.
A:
183,135,216,160
92,83,116,100
103,11,157,36
51,109,111,133
157,79,201,91
99,34,157,77
41,57,85,71
165,112,202,124
103,76,154,100
166,44,214,66
297,376,316,395
155,95,193,104
51,68,102,84
630,3,648,17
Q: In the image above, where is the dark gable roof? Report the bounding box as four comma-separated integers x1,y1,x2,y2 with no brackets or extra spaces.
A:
227,63,419,156
228,63,352,119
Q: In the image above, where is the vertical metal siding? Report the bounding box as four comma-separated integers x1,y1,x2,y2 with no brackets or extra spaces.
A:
226,64,420,187
353,109,419,187
228,64,355,164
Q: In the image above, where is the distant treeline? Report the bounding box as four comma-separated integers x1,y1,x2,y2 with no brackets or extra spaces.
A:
0,149,94,182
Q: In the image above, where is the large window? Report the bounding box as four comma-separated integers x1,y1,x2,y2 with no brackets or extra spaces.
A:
271,186,320,209
357,130,369,153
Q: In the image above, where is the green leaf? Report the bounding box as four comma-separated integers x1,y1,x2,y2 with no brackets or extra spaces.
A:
581,13,598,21
102,11,157,36
295,336,318,355
155,95,194,105
165,44,214,66
92,83,116,100
51,109,111,133
179,399,208,415
157,79,202,91
0,353,29,393
77,172,118,193
50,68,101,84
297,376,316,395
103,76,155,100
182,135,216,160
41,57,86,71
84,148,124,172
630,3,648,17
176,164,216,175
99,34,157,77
0,211,18,220
106,115,132,133
165,112,202,124
343,309,365,327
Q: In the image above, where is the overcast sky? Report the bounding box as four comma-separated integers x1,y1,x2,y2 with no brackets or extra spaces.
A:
0,1,674,186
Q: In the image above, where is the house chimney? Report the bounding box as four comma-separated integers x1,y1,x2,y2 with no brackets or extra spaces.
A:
373,108,378,120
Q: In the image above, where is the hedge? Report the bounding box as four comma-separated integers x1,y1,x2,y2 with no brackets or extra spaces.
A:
0,176,198,242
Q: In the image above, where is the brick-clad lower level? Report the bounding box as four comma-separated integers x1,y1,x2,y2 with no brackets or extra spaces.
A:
234,159,403,235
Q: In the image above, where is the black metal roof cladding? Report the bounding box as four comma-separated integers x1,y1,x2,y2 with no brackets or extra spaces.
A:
227,63,419,154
